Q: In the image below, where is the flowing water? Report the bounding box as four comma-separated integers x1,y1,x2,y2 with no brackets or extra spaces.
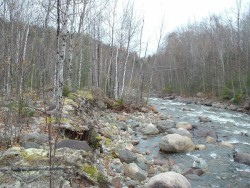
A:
135,98,250,188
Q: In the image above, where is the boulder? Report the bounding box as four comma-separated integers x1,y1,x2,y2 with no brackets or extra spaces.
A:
124,163,148,181
157,120,176,133
195,144,206,150
196,92,204,98
167,128,192,138
199,115,212,123
20,133,49,145
193,157,208,170
206,136,216,144
117,149,137,163
233,151,250,166
244,100,250,110
147,171,191,188
176,122,192,130
56,140,92,152
219,141,235,149
143,123,159,135
159,134,195,153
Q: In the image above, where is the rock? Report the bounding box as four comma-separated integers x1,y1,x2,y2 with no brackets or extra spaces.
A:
219,141,235,149
20,133,49,145
182,167,204,176
126,180,140,188
56,140,92,152
149,105,158,113
124,163,148,181
131,140,140,146
206,136,216,144
111,158,124,173
176,122,192,130
141,107,150,113
117,115,126,122
99,128,112,139
193,128,217,138
167,128,192,138
111,176,122,188
243,100,250,110
195,144,206,150
227,104,238,111
157,120,176,133
233,150,250,166
117,149,137,163
159,134,195,153
143,123,159,135
196,92,204,98
21,142,41,149
199,115,211,123
193,157,208,170
147,171,191,188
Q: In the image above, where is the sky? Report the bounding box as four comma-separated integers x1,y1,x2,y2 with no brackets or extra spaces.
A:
132,0,250,54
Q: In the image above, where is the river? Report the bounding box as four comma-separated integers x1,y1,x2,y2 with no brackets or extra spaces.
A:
135,97,250,188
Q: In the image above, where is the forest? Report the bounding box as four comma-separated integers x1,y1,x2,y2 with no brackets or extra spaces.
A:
0,0,249,104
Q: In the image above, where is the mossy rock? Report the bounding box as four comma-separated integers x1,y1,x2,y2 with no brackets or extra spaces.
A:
82,163,109,186
20,148,48,161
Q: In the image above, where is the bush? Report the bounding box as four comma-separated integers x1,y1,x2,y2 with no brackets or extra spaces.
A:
62,86,71,97
221,87,233,100
163,85,173,94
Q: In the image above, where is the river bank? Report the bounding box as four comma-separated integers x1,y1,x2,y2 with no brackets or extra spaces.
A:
0,90,250,187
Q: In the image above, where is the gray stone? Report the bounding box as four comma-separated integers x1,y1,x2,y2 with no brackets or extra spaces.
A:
157,120,176,133
233,151,250,166
167,128,192,138
117,149,137,163
124,163,148,181
143,123,159,135
21,142,41,149
176,122,192,130
199,116,212,123
147,171,191,188
159,134,195,153
56,140,92,152
20,133,49,145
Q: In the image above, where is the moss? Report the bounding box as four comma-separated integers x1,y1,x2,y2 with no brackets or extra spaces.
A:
20,149,47,161
64,97,78,107
77,90,94,101
68,93,77,101
82,163,108,186
47,116,69,124
82,163,98,178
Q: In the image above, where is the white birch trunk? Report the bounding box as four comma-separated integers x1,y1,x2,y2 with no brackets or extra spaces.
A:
67,0,75,91
114,47,119,100
78,51,83,89
56,0,70,119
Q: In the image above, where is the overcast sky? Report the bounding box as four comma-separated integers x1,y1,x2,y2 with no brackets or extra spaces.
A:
132,0,250,54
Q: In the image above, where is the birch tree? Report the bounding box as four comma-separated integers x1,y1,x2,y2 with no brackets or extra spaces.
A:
55,0,70,120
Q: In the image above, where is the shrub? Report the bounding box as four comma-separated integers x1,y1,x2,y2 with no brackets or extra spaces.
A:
62,86,71,97
221,87,233,100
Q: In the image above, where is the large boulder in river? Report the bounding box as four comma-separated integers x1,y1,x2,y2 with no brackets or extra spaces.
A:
157,120,176,133
159,134,195,153
147,171,191,188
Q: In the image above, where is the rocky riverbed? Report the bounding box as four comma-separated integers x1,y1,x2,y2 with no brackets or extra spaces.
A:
0,92,250,188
